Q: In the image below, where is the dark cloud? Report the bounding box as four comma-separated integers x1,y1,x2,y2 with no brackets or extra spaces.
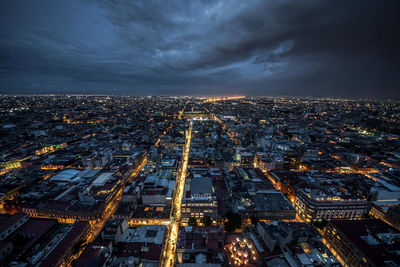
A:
0,0,399,97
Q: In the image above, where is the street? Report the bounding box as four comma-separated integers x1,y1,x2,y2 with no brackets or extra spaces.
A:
160,120,192,267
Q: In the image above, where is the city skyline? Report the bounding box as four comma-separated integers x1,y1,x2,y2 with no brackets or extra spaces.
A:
1,0,400,97
1,2,400,264
1,95,400,266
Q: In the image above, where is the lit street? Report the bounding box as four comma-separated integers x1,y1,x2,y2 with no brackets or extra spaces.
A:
160,119,192,267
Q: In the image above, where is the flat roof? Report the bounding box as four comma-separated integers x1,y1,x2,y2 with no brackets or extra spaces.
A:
331,219,400,266
190,177,213,194
50,169,81,181
92,172,113,186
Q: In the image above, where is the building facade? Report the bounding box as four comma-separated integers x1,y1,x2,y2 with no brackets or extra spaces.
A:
181,177,218,223
294,189,369,223
324,219,400,266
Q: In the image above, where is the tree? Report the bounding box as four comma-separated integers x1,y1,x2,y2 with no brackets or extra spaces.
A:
72,240,85,254
201,215,212,226
224,211,242,232
364,213,371,219
313,219,328,229
188,217,198,226
224,221,236,232
250,216,259,227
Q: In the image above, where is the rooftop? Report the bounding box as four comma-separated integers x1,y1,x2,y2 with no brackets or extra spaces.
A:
190,177,213,194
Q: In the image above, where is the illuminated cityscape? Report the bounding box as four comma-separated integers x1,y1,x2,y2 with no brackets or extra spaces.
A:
0,95,399,266
1,0,400,266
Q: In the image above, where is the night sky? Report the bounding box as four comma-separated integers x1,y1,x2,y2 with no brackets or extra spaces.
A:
0,0,399,97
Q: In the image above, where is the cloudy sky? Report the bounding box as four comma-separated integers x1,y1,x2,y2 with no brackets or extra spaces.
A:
0,0,399,97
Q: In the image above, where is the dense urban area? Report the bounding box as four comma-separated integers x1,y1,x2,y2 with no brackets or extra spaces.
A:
0,95,400,267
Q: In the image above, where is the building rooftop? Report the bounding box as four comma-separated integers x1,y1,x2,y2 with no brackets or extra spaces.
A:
190,177,213,194
50,169,81,181
119,225,165,244
330,219,400,266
